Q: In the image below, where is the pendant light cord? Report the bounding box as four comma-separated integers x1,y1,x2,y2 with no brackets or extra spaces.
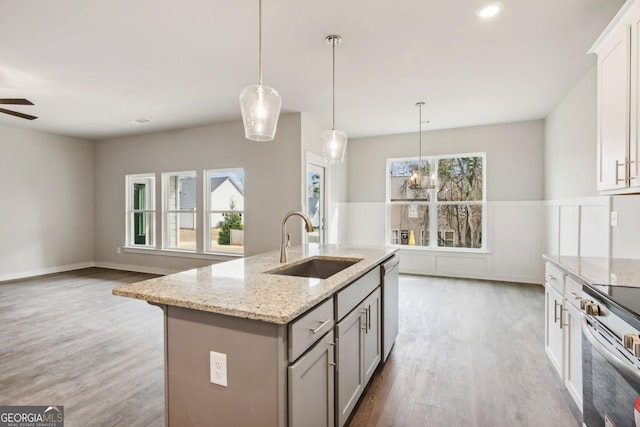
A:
258,0,263,86
332,37,336,130
418,103,422,165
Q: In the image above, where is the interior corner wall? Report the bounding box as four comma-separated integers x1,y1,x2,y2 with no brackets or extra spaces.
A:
544,66,599,200
543,66,615,259
0,124,95,281
94,114,302,273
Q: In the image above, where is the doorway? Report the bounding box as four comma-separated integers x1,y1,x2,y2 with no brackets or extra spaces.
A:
306,162,326,243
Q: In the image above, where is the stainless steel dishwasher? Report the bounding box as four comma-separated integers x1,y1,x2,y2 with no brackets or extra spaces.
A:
381,255,399,362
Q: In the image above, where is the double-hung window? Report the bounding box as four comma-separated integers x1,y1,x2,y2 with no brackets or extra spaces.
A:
163,171,197,251
126,173,156,247
205,169,245,255
387,152,485,250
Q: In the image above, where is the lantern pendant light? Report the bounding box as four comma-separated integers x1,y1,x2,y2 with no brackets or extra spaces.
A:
410,102,435,190
321,35,347,163
239,0,282,141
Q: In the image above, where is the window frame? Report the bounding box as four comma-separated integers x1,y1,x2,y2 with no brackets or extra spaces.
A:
162,170,198,252
125,173,156,248
385,152,487,252
204,168,245,255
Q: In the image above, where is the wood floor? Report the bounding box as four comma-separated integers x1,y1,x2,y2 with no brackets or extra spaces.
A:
0,269,581,426
349,275,582,427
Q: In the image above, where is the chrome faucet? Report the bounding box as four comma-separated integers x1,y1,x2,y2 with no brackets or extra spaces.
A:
280,211,314,263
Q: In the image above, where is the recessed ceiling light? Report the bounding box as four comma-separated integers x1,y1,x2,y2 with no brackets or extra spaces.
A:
128,118,151,124
476,1,504,18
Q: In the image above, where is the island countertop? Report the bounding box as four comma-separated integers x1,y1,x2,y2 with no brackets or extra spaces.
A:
112,244,397,324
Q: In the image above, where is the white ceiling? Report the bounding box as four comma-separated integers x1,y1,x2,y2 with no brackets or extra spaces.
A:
0,0,626,141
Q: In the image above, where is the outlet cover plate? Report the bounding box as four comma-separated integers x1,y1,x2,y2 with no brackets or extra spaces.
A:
210,351,228,387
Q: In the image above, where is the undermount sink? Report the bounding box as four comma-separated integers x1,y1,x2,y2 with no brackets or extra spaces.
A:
267,256,363,279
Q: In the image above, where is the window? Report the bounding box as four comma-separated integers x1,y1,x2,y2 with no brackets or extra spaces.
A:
205,169,245,255
163,171,197,251
386,153,485,250
126,174,155,247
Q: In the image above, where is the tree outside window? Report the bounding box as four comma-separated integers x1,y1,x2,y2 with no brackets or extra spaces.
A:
386,153,485,250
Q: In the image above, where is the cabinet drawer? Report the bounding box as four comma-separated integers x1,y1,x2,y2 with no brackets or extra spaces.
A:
545,262,564,294
336,267,380,320
289,298,334,362
564,275,583,309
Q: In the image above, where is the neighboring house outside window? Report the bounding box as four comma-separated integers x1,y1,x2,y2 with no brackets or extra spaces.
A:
386,153,485,250
205,169,245,255
126,173,155,247
163,171,197,251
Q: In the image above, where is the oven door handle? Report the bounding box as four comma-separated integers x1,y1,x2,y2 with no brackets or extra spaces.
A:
582,315,640,384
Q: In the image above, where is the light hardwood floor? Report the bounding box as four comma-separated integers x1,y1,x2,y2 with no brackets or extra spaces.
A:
0,269,581,426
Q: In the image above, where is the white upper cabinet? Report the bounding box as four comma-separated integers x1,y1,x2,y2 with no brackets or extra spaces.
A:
592,0,640,194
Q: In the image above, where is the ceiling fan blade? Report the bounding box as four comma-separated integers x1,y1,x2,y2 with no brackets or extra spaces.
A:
0,98,34,105
0,108,38,120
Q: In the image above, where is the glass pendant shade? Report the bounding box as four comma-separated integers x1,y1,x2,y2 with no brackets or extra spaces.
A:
321,129,347,163
239,84,281,141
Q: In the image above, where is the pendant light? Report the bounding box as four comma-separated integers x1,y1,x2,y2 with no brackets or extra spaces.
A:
321,35,347,163
410,102,435,190
239,0,282,141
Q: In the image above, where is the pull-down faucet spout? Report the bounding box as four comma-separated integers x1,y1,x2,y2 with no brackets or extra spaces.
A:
280,211,314,263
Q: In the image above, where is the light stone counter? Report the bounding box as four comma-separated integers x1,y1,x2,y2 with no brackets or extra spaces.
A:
543,254,640,287
113,244,397,324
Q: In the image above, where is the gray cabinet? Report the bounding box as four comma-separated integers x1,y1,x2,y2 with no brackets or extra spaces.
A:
363,288,381,385
288,330,335,427
381,255,399,362
336,287,381,427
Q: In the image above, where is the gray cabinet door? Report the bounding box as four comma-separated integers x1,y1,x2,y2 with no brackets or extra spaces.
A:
289,330,335,427
336,304,365,427
363,287,381,385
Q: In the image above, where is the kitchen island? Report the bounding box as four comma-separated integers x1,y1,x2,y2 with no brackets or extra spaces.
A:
113,244,397,427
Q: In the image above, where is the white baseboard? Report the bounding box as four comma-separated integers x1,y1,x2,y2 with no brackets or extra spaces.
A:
0,262,96,283
94,261,174,276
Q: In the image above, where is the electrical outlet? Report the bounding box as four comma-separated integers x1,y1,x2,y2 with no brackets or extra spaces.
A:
116,247,121,254
210,351,227,387
611,211,619,227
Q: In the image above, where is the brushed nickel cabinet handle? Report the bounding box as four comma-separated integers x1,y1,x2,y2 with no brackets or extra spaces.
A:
309,319,331,334
560,307,568,329
554,300,561,324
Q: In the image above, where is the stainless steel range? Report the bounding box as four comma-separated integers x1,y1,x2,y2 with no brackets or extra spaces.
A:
582,283,640,427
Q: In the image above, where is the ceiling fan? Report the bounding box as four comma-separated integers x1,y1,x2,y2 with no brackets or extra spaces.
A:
0,98,38,120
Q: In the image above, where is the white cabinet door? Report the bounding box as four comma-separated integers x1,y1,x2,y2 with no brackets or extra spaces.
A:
597,22,630,191
288,331,335,427
362,288,381,385
564,303,583,411
545,285,564,377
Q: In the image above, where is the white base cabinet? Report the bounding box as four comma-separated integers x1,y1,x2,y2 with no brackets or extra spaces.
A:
545,284,564,377
543,261,583,412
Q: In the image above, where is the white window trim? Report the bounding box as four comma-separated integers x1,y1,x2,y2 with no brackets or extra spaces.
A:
162,170,198,252
125,173,156,248
385,152,487,252
204,168,245,255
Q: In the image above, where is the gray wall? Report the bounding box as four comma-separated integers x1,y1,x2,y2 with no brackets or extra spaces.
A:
348,120,545,202
94,114,302,273
0,125,95,280
544,67,599,200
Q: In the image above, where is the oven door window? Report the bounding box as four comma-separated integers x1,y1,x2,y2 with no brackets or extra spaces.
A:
583,330,640,427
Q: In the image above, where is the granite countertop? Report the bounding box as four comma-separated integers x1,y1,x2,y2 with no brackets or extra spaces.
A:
543,254,640,287
112,244,397,324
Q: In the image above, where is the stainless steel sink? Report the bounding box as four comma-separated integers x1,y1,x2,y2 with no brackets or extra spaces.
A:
267,256,363,279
